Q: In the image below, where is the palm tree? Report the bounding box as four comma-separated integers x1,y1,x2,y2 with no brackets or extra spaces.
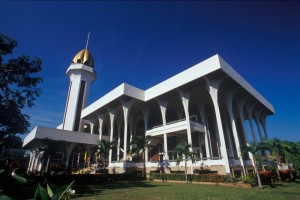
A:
241,141,264,188
261,138,288,181
96,139,116,173
289,141,300,176
130,135,153,179
175,143,197,183
281,141,299,179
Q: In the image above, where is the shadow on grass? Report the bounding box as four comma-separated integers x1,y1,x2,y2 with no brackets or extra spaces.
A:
72,181,169,199
292,180,300,184
0,179,38,200
275,183,289,187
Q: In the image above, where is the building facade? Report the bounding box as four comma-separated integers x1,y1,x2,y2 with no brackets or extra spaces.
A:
23,49,274,176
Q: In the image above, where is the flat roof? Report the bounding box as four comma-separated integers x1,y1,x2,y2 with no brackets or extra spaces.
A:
81,54,274,118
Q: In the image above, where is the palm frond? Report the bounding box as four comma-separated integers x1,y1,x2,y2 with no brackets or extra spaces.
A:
11,175,27,184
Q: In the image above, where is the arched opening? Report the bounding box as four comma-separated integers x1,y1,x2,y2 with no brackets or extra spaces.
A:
205,104,220,158
102,112,110,136
135,119,145,136
147,101,163,129
48,142,68,173
189,86,208,159
69,144,87,169
166,96,185,123
111,121,119,162
93,119,99,134
83,124,90,133
112,105,124,162
128,105,145,136
189,101,200,123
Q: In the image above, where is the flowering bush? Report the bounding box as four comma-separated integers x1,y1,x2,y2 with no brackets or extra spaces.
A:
279,170,296,181
258,170,275,185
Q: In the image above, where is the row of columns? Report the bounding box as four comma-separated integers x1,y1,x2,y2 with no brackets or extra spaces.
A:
27,143,94,174
87,77,270,175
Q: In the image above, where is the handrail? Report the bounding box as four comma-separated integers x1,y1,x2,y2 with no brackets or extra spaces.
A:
166,118,186,125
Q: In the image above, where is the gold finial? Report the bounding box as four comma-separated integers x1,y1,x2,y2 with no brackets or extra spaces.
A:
85,32,90,49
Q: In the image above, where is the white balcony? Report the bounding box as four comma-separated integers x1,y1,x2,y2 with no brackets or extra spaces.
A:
229,159,241,166
146,119,204,137
243,160,253,166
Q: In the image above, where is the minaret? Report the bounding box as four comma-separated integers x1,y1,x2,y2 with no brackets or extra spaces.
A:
62,48,96,131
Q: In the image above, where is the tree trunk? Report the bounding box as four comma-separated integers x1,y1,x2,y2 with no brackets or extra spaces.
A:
185,160,188,183
143,152,146,179
288,167,294,179
275,161,282,181
45,155,50,173
253,157,262,188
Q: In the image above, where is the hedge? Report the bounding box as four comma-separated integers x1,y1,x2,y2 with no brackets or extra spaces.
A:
150,173,236,183
243,170,297,185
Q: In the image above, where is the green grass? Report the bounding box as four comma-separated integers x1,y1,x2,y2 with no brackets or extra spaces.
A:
71,180,300,200
2,178,300,199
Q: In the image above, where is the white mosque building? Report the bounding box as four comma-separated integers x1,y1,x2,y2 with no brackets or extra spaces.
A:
23,48,274,176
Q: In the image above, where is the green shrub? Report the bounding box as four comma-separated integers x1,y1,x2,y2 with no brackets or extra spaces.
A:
241,175,256,184
150,173,237,183
279,170,296,181
34,181,75,200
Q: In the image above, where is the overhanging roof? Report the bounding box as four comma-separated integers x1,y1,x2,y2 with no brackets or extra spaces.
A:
81,54,274,119
23,126,100,148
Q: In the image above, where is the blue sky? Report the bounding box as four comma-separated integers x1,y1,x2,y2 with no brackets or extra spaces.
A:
1,1,299,141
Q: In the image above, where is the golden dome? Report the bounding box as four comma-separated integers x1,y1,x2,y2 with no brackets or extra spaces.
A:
72,49,94,68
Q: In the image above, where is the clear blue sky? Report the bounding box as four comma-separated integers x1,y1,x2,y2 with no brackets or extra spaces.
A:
1,1,299,142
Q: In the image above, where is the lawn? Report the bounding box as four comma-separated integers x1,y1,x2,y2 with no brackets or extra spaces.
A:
2,178,300,199
71,180,300,200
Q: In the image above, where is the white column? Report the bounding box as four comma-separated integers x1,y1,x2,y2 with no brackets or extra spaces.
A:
253,110,263,140
97,114,104,140
223,115,235,158
143,109,149,162
27,151,35,172
108,111,115,164
89,120,94,134
260,115,269,139
123,111,128,162
226,91,246,176
158,100,169,160
37,152,43,172
117,123,121,161
237,100,249,144
32,152,39,172
129,118,133,161
245,105,258,142
199,104,211,159
180,91,192,146
205,78,230,174
121,100,130,173
237,99,254,167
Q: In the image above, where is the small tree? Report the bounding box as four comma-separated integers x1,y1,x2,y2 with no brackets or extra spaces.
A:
95,139,116,173
175,143,196,183
0,34,42,140
241,141,265,188
130,135,153,179
280,140,299,179
261,138,287,181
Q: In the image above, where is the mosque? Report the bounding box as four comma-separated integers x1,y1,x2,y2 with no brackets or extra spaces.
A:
23,48,274,176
